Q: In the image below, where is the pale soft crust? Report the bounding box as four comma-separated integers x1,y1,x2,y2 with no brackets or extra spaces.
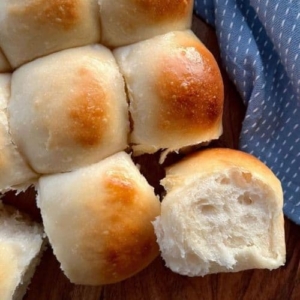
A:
114,30,224,155
37,152,161,285
0,0,101,68
8,45,129,174
154,148,286,276
0,74,37,192
99,0,193,47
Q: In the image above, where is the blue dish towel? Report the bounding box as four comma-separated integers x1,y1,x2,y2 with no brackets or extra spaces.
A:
194,0,300,225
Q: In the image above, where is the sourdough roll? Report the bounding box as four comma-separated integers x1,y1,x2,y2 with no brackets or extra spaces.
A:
0,74,37,193
114,30,224,156
8,45,129,174
0,0,101,68
98,0,193,47
153,148,286,276
37,152,160,285
0,203,45,300
0,49,11,73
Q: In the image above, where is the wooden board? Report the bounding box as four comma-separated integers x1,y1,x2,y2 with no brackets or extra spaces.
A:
3,16,300,300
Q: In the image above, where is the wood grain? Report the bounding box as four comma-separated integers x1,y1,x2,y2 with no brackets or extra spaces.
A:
2,16,299,300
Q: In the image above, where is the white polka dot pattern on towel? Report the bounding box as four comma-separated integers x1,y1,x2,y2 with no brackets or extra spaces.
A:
194,0,300,224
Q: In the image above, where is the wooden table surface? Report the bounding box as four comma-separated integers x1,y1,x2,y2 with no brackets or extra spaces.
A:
3,16,300,300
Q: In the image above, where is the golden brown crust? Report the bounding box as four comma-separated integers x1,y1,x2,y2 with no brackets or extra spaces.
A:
68,68,108,147
156,38,224,135
166,148,283,201
134,0,192,22
78,168,159,284
8,0,80,30
40,66,109,149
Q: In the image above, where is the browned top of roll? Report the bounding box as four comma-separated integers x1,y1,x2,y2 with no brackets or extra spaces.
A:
79,168,159,284
46,67,108,148
157,37,224,135
8,0,81,30
38,152,160,285
134,0,192,22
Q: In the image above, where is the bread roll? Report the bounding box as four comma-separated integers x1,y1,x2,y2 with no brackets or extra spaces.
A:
0,48,11,73
0,203,45,300
153,148,286,276
114,30,224,157
0,74,37,193
8,45,129,174
99,0,193,47
0,0,101,68
37,152,160,285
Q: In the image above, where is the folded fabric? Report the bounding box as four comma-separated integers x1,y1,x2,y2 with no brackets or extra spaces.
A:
194,0,300,225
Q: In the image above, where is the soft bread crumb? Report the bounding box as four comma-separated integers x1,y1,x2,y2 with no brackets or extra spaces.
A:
0,203,45,300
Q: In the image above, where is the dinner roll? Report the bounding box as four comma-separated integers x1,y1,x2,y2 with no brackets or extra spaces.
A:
0,49,11,73
8,45,129,174
114,30,224,157
0,74,37,193
0,0,101,68
0,203,45,300
37,152,160,285
98,0,193,47
153,148,286,276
